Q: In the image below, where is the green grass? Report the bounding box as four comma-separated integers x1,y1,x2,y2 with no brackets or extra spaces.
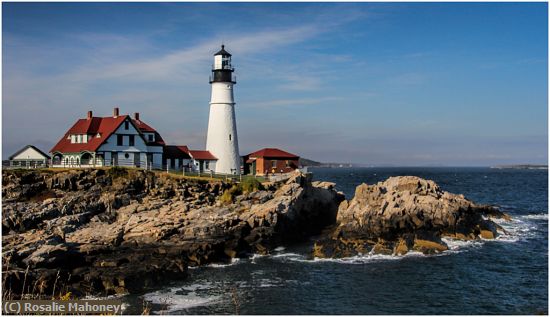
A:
165,169,266,183
240,178,264,193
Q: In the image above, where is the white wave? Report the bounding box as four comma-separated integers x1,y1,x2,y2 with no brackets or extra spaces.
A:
250,253,267,264
490,216,541,242
273,246,286,252
257,278,282,288
271,252,305,259
205,257,240,268
143,286,222,314
441,237,483,251
520,213,548,220
290,250,428,265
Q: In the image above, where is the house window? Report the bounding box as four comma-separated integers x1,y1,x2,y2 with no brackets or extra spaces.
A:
272,160,277,168
229,134,231,141
286,160,290,168
205,161,210,169
124,121,129,130
129,135,135,146
124,153,129,159
148,134,154,142
117,135,123,146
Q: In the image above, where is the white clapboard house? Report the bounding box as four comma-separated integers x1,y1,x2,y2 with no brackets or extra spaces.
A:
50,108,218,172
8,145,51,168
50,108,164,168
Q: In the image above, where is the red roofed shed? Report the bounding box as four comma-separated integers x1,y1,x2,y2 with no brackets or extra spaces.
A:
243,148,300,175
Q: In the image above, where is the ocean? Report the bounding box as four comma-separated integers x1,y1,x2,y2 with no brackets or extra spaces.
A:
123,167,548,314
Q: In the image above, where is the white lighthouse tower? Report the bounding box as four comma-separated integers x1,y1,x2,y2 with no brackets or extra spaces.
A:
206,45,241,175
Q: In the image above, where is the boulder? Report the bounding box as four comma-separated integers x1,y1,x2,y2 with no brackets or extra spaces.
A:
314,176,508,257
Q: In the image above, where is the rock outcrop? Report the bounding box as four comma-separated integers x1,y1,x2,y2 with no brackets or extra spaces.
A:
2,168,343,298
2,169,509,298
313,176,509,258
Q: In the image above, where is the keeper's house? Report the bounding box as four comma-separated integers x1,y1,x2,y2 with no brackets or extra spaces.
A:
163,145,218,173
50,108,164,168
243,148,300,175
8,145,50,168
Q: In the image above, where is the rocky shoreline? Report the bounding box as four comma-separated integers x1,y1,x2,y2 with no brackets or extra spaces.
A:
2,168,343,298
2,168,509,299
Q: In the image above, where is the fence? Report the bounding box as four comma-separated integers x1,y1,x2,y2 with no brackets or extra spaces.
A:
163,165,268,183
9,160,303,184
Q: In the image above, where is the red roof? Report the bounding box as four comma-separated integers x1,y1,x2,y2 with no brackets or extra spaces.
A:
51,114,163,153
164,145,191,159
133,119,155,132
246,148,299,159
189,150,217,160
132,119,165,146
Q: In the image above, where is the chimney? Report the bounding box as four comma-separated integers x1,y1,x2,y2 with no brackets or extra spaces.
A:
134,112,140,121
113,107,119,118
87,111,93,120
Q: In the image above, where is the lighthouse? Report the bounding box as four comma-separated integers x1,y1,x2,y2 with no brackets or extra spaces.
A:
206,45,241,175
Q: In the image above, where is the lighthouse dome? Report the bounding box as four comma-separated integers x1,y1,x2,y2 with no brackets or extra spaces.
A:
214,45,232,56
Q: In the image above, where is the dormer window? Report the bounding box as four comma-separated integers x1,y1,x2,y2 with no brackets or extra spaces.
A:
148,134,154,142
96,133,101,138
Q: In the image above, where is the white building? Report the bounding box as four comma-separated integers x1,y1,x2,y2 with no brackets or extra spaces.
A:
8,145,50,168
164,145,218,173
50,108,164,168
205,45,241,175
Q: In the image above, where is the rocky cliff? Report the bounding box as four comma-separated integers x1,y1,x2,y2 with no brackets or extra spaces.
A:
2,169,509,299
2,168,344,298
313,176,510,258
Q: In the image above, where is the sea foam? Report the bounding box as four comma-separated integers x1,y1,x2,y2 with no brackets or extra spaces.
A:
142,283,222,314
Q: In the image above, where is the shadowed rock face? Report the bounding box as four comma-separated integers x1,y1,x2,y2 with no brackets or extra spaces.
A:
313,176,510,258
2,169,343,298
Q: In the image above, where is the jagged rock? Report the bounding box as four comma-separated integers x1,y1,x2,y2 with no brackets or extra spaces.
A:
238,172,345,252
314,176,509,257
2,169,344,298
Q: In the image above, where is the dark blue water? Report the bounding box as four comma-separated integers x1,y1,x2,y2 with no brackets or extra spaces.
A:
124,167,548,314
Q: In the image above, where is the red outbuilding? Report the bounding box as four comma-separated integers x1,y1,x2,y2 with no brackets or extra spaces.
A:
243,148,300,175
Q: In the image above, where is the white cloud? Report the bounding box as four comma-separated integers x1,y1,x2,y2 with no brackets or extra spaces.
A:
247,96,343,108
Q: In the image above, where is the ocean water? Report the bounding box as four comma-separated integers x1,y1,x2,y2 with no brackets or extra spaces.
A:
123,167,548,314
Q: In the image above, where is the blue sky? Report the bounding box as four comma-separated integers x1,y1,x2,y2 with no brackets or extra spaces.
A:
3,2,548,165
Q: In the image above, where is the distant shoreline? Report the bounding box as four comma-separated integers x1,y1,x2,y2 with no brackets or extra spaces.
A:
303,164,549,169
490,164,548,170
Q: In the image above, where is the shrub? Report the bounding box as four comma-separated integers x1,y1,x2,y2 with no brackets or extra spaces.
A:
240,178,263,193
107,166,128,179
220,185,243,204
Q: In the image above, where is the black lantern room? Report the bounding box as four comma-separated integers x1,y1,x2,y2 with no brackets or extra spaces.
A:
210,45,236,84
